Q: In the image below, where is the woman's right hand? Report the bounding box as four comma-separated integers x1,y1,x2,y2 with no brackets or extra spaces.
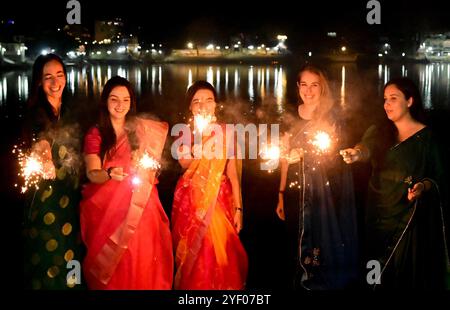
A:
340,148,361,164
276,194,285,221
109,167,128,181
33,139,56,179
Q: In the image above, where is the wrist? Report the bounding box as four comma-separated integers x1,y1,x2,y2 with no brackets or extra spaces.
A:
354,147,363,159
417,181,426,191
106,167,113,179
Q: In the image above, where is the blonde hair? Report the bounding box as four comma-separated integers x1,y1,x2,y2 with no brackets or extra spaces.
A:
296,64,335,123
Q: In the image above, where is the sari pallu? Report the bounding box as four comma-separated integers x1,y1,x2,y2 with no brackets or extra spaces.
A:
171,127,248,289
80,118,173,290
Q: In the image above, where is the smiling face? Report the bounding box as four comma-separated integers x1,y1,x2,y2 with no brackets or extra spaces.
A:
107,86,131,121
384,84,413,122
297,70,322,106
189,88,216,116
41,60,66,102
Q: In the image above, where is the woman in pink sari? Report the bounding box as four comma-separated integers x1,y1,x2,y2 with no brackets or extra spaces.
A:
171,81,248,289
80,76,173,289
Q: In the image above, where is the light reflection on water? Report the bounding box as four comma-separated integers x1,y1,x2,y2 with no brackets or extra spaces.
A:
1,63,449,122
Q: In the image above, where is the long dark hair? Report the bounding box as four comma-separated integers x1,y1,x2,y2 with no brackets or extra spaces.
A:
374,77,426,159
27,53,67,113
384,77,426,124
24,54,67,146
185,80,218,108
98,76,137,160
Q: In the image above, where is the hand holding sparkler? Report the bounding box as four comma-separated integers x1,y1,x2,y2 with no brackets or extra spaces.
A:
33,140,56,179
407,182,426,201
286,148,304,164
108,167,128,181
260,144,281,171
405,177,430,202
340,147,364,164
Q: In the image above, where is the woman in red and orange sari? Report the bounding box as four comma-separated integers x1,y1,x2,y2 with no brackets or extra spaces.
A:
171,81,248,290
80,76,173,289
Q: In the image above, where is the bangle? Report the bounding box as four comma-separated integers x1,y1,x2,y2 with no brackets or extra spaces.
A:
235,207,243,212
279,190,285,194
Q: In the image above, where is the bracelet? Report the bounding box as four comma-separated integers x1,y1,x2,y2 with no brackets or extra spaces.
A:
235,207,243,212
106,167,113,179
279,190,285,194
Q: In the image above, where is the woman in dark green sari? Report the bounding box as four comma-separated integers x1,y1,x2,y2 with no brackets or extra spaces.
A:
341,77,449,289
22,54,84,290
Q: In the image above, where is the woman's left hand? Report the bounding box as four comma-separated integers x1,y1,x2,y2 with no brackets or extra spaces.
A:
408,182,425,201
234,209,243,233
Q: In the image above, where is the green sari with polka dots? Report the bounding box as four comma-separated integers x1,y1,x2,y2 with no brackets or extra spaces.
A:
23,104,85,290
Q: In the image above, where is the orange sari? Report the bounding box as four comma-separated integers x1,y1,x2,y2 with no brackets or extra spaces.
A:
171,127,248,289
80,118,173,289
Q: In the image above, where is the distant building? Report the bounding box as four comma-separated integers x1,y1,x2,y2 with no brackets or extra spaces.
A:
417,32,450,62
94,18,124,43
63,24,91,44
0,42,27,64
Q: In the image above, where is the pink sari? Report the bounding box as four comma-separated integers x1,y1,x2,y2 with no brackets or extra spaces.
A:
171,130,248,290
80,118,173,290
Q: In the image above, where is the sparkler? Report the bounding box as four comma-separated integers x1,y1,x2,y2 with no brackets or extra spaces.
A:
260,144,281,173
131,176,142,186
13,144,53,193
310,131,332,154
138,151,161,171
193,113,216,134
132,150,161,187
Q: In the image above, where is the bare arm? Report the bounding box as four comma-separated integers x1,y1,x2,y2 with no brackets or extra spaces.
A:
226,157,243,233
85,154,110,184
276,133,290,220
340,143,370,164
276,158,288,220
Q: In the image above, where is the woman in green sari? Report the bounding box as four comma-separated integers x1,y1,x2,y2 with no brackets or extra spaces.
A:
341,77,449,289
22,54,84,290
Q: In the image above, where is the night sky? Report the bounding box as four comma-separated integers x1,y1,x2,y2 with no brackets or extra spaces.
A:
2,0,449,46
